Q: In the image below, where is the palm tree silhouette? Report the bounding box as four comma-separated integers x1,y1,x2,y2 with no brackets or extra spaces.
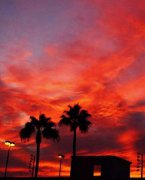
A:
20,114,59,178
59,104,91,157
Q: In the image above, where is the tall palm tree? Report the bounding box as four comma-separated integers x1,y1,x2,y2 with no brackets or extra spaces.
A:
20,114,59,178
59,104,91,157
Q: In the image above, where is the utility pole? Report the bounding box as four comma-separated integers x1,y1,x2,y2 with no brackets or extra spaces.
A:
137,152,144,178
28,154,35,177
141,153,144,178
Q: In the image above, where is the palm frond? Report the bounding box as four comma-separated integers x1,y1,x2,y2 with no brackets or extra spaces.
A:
39,114,51,127
70,122,78,132
30,116,39,128
78,110,91,133
79,120,91,133
59,115,72,126
73,104,81,113
20,124,35,141
46,121,56,128
66,104,81,119
25,122,34,129
59,104,92,133
42,127,60,141
79,110,91,118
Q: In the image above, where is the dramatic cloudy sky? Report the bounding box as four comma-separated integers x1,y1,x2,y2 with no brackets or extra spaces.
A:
0,0,145,177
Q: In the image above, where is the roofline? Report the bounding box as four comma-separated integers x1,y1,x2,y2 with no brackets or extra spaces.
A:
71,155,132,164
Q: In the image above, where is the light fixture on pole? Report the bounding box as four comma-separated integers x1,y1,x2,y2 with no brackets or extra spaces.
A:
4,140,15,177
58,154,65,177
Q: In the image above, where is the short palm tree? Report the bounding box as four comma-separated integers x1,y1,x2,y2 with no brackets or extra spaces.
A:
20,114,59,178
59,104,91,157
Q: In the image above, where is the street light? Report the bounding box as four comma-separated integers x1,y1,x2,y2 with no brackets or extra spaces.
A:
58,154,64,177
4,140,15,177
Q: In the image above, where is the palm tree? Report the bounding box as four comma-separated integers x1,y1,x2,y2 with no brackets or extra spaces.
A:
59,104,91,157
20,114,59,178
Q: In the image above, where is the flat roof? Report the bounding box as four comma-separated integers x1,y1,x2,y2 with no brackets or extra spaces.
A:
72,155,132,164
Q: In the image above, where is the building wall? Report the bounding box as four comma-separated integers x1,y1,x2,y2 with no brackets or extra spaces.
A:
70,156,131,180
101,162,130,179
70,157,94,179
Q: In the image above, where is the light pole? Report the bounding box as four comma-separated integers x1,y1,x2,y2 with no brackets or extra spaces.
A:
4,140,15,177
58,154,64,177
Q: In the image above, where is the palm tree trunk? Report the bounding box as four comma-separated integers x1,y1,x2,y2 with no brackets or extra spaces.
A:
73,128,77,157
71,128,77,179
35,130,41,178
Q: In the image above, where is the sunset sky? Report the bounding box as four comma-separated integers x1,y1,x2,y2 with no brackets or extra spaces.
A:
0,0,145,177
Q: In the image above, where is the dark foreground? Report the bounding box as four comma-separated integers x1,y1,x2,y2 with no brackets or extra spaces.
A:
0,177,145,180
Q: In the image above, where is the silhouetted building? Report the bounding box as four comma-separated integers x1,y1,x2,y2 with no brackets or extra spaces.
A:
71,155,131,180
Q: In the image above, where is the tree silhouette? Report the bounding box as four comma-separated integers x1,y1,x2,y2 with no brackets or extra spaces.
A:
59,104,91,157
20,114,59,178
